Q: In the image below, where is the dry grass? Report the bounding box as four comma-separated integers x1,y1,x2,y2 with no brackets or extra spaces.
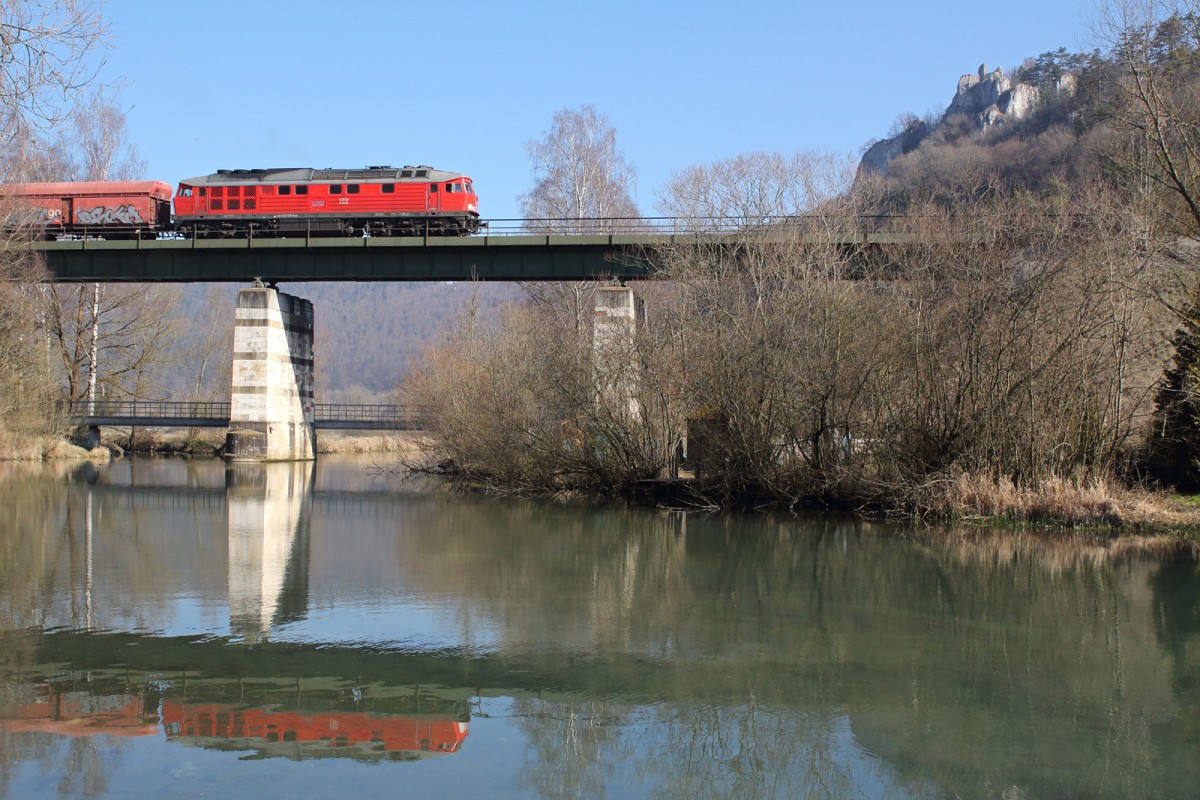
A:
0,431,110,461
315,431,433,457
932,472,1200,531
102,428,224,455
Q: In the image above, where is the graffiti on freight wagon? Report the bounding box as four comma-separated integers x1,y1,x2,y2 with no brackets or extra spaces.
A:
76,205,145,225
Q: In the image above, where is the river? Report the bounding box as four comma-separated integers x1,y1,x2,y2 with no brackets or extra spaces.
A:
0,456,1196,799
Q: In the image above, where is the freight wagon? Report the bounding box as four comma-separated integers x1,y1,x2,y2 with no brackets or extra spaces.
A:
0,180,174,238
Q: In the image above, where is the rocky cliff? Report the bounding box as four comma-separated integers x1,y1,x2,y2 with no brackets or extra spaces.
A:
859,62,1076,178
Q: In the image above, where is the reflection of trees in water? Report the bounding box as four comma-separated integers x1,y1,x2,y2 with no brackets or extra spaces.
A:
635,704,864,800
0,468,72,633
0,730,126,800
2,465,1199,797
383,500,1198,798
512,698,930,800
0,463,228,636
514,698,626,800
1149,555,1200,767
56,737,109,797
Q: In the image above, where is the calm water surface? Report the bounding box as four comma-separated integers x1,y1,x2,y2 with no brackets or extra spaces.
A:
0,456,1197,799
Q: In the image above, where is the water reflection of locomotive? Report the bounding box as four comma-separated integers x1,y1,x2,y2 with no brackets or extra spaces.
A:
0,682,469,760
0,165,481,239
161,702,469,760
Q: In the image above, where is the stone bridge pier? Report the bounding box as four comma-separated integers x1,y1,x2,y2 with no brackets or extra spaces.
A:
225,286,315,461
593,285,646,420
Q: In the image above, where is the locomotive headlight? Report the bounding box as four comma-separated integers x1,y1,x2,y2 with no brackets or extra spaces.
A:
468,203,477,211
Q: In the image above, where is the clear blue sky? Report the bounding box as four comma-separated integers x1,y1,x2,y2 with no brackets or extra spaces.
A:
103,0,1098,220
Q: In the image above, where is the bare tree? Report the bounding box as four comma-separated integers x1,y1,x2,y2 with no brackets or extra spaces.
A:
64,95,146,409
0,0,108,451
656,150,857,232
519,105,642,334
1092,0,1200,486
46,281,183,403
1094,0,1200,236
519,104,640,232
68,93,145,182
0,0,109,144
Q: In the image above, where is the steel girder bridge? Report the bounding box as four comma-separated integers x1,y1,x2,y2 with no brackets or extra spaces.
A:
31,219,898,283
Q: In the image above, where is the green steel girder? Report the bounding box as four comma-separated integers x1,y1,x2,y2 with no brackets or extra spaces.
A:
32,231,886,283
33,234,671,283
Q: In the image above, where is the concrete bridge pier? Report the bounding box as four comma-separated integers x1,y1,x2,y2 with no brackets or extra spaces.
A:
593,285,646,420
225,286,316,461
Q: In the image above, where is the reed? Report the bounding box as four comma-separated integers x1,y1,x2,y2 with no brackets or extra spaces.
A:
932,472,1200,530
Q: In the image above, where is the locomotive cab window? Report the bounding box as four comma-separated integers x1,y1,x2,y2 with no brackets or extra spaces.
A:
181,187,193,197
199,187,206,196
429,184,438,192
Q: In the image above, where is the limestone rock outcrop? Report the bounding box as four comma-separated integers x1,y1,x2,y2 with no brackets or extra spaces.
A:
858,62,1049,178
947,63,1039,130
859,119,930,177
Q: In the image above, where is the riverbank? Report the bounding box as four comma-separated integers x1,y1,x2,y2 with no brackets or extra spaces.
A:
10,427,1200,537
2,428,431,461
421,455,1200,539
0,430,110,461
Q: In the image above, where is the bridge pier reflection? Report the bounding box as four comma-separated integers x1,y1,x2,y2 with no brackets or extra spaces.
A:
225,461,313,643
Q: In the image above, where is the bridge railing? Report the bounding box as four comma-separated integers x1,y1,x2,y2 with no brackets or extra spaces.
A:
442,216,906,237
58,399,423,430
59,399,232,420
39,215,911,242
312,403,423,427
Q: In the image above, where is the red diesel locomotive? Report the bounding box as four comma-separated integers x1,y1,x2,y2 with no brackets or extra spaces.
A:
0,165,481,238
172,165,481,237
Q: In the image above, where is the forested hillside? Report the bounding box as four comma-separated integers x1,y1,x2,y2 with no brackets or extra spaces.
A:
178,281,522,401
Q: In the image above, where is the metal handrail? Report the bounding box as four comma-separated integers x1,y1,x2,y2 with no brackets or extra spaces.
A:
60,400,421,424
35,215,914,243
59,399,232,418
313,403,422,423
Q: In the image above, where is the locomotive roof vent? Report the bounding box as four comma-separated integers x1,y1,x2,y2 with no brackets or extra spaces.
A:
251,169,266,174
234,169,250,174
367,165,394,170
217,169,232,175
